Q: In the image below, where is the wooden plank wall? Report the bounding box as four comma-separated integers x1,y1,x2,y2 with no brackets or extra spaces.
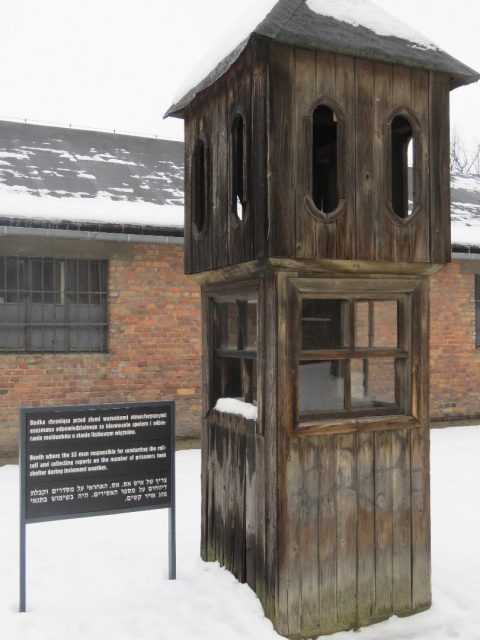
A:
202,411,273,613
275,427,430,638
185,42,451,273
267,42,445,265
184,44,268,275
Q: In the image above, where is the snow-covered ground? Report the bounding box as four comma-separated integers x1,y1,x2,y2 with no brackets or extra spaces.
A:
1,427,479,640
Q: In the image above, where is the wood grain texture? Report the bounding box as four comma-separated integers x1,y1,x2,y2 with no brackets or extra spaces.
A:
355,58,375,260
268,43,296,257
374,62,394,262
429,72,451,264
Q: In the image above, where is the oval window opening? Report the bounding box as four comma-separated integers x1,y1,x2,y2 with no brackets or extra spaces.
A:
391,115,414,219
192,139,206,233
231,114,246,222
312,105,338,214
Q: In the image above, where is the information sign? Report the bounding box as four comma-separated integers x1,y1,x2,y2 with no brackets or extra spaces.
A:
19,401,176,612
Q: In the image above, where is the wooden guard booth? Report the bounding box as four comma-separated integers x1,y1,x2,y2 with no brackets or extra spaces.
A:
166,1,479,637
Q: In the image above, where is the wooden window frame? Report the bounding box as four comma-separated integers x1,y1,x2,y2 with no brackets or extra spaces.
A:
208,287,258,410
384,107,424,226
304,96,347,223
229,109,249,226
191,134,210,239
287,277,423,436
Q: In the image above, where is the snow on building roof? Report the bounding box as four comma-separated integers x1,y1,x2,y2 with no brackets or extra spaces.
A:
0,121,184,234
1,119,479,253
166,0,479,118
451,173,480,252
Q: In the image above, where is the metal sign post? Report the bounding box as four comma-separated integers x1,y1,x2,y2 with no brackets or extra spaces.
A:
19,400,176,612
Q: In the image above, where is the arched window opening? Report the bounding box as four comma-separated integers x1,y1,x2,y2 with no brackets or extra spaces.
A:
231,114,246,221
312,105,338,214
407,137,414,216
391,115,414,219
192,138,207,234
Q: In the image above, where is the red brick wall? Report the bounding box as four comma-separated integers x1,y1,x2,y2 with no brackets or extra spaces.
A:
0,242,201,458
430,260,480,420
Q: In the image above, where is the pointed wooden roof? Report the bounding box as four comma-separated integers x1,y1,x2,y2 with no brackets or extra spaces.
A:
166,0,479,118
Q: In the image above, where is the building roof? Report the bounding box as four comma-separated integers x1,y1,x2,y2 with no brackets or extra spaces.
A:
1,119,479,254
166,0,479,118
451,173,480,253
0,121,184,236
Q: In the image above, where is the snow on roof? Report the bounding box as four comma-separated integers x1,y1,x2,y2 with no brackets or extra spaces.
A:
1,119,479,252
166,0,479,118
0,121,184,232
451,173,480,250
306,0,436,48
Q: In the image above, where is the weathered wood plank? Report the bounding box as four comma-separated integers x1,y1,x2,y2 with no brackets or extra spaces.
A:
356,431,375,624
373,62,393,262
374,430,393,617
336,433,357,626
276,271,295,635
255,432,266,600
334,54,355,261
200,289,211,560
183,118,194,274
355,58,375,260
284,439,302,636
294,46,318,259
318,434,337,631
268,43,296,257
392,428,412,612
299,438,320,635
262,272,278,620
251,38,268,260
213,87,229,269
411,426,431,611
411,68,430,262
245,421,256,590
227,66,248,268
429,72,451,264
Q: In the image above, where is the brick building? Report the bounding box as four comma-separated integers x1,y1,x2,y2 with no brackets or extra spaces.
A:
0,121,201,461
431,172,480,420
0,120,479,461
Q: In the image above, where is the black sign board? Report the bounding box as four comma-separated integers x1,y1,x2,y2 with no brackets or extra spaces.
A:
19,401,176,612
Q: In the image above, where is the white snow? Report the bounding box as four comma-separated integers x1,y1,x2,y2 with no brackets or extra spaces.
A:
306,0,437,49
451,173,480,193
214,398,258,420
0,183,184,229
172,0,439,108
1,427,480,639
172,0,277,104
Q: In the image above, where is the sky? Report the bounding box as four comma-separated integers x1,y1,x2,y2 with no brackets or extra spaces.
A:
0,0,478,155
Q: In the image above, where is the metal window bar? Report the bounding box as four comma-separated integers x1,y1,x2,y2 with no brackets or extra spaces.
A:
0,257,108,353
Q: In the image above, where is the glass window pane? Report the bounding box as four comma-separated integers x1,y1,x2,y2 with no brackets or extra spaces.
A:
302,299,347,350
218,357,242,399
216,302,238,350
6,258,25,302
355,301,370,348
351,358,398,408
245,301,257,350
0,326,26,351
373,301,398,348
299,360,345,413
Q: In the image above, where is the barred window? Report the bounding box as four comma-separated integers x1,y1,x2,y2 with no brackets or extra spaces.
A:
0,257,108,353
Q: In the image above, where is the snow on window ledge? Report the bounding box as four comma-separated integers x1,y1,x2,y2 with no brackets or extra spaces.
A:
214,398,258,421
